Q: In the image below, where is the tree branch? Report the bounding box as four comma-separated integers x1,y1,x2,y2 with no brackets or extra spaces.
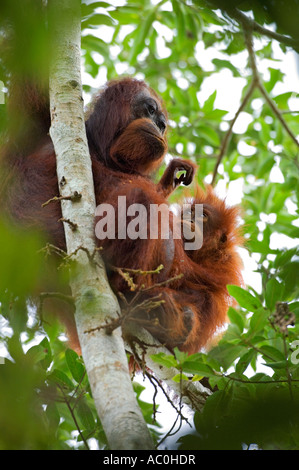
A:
211,79,256,186
48,0,154,450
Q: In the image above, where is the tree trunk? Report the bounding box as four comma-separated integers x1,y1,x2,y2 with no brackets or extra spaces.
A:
48,0,154,450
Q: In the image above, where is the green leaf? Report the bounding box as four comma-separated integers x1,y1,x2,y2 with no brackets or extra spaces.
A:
48,369,74,390
259,345,285,362
212,58,240,77
77,399,95,432
236,350,256,375
128,10,156,65
181,361,216,377
262,361,288,370
81,13,115,29
273,91,293,108
26,344,48,364
200,8,227,25
247,239,278,255
196,124,220,146
249,307,269,334
172,0,185,38
0,223,42,297
150,352,177,368
227,285,262,312
274,248,299,268
65,349,85,383
202,90,217,113
204,108,228,120
109,8,140,25
172,373,190,382
265,279,283,311
227,307,244,333
185,10,202,41
40,337,53,370
280,262,299,299
81,2,111,18
256,155,275,178
209,343,246,370
174,347,188,364
46,403,60,430
81,34,108,54
264,67,284,93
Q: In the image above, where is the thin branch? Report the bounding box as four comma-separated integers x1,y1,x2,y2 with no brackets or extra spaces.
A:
38,243,67,259
41,191,82,208
211,79,256,186
280,110,299,115
59,217,78,231
129,344,190,441
58,383,90,450
258,82,299,147
115,264,165,276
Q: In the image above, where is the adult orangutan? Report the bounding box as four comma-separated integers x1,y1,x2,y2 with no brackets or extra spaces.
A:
2,76,242,354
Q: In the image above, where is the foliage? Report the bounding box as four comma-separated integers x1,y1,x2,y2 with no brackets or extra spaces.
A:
152,285,299,449
0,225,160,449
0,0,298,450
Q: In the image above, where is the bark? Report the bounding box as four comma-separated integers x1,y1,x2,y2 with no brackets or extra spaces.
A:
48,0,153,450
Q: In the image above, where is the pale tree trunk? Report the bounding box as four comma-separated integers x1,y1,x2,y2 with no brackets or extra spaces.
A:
48,0,154,450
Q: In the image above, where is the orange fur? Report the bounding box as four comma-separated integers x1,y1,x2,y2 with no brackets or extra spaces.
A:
3,77,243,354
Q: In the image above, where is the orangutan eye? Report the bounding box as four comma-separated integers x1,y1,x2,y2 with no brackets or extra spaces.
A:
220,233,227,243
147,104,156,115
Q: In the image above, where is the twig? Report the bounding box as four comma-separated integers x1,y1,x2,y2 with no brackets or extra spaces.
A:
41,191,82,207
38,243,67,259
115,264,165,276
57,383,90,450
84,295,166,336
59,217,78,231
142,273,184,291
113,267,137,292
211,79,256,186
281,110,299,115
129,344,190,437
156,371,189,449
61,245,103,268
258,82,299,147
